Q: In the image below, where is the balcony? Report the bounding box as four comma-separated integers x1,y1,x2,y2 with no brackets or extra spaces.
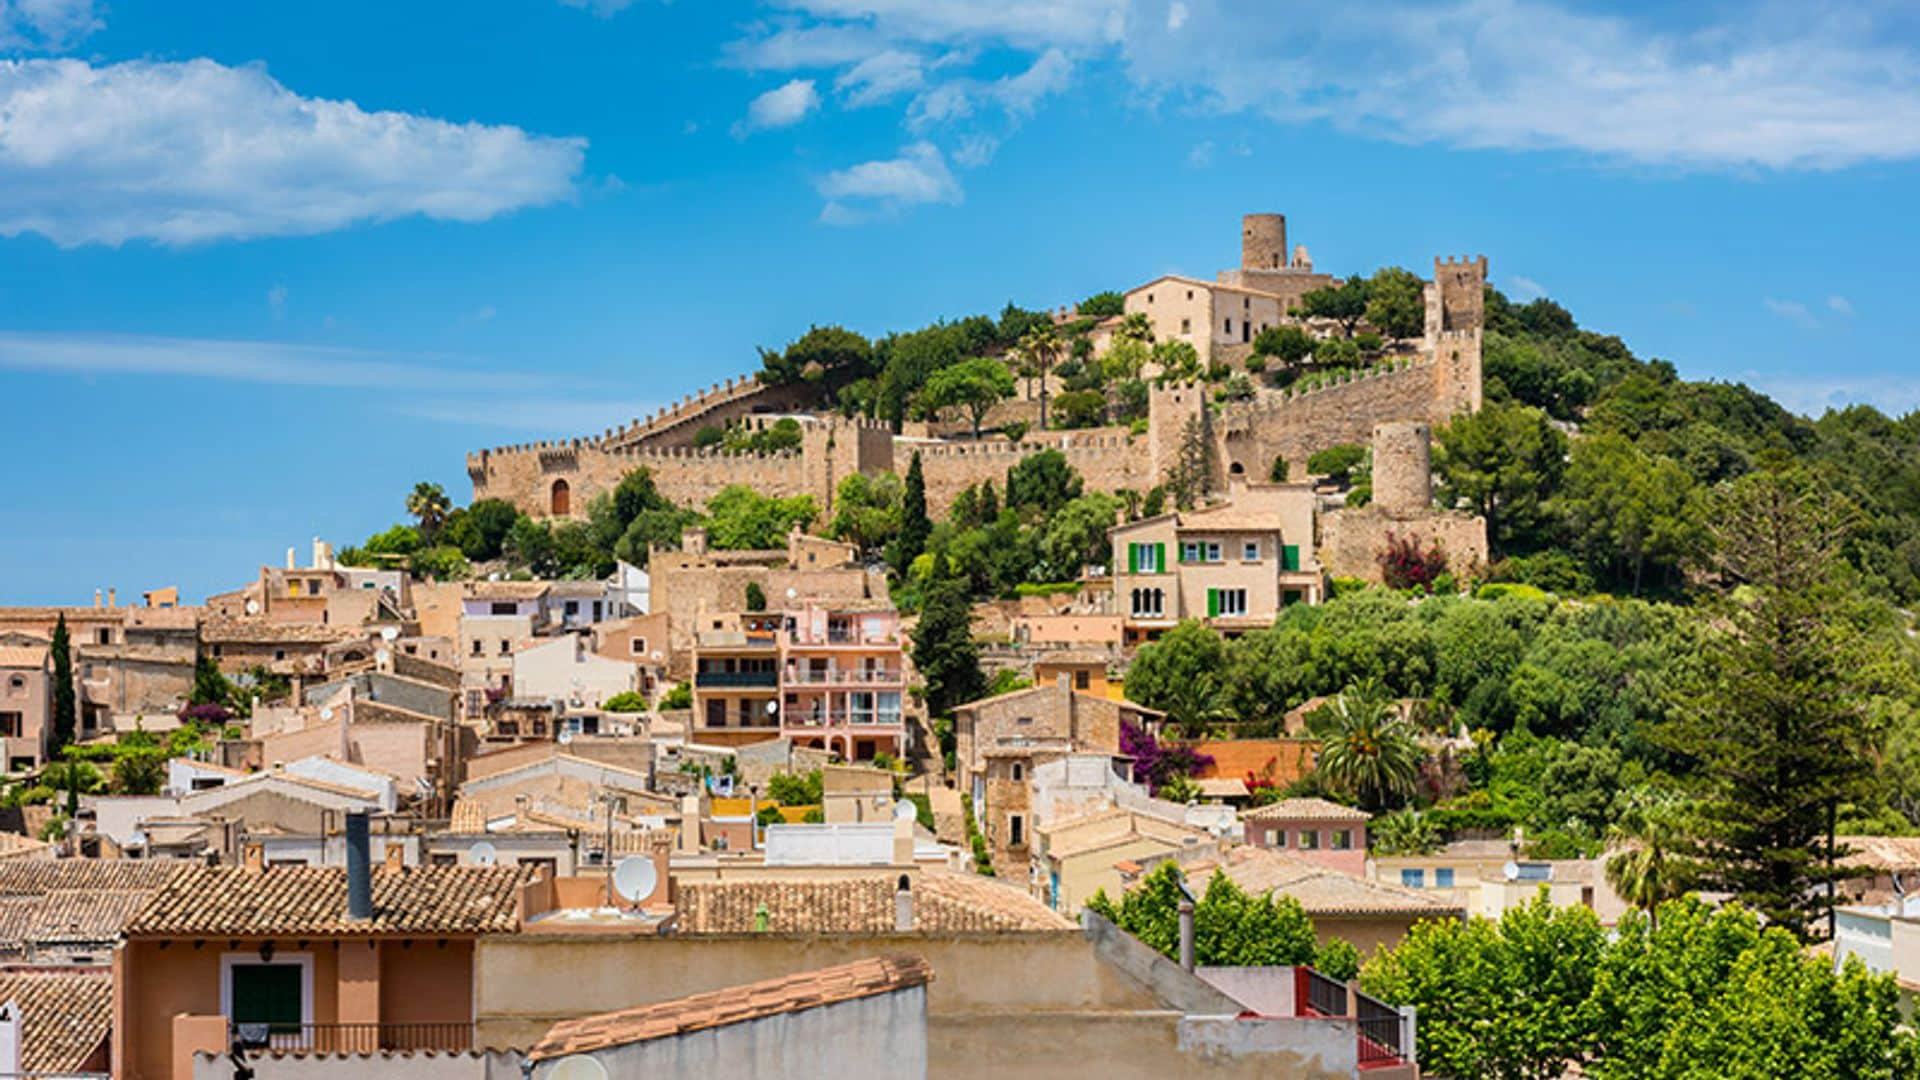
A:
1296,967,1413,1071
231,1021,474,1055
695,670,778,688
785,667,904,686
784,710,905,729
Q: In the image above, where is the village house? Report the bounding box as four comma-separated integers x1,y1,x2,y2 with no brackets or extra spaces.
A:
1032,807,1219,915
0,641,52,772
1110,482,1325,645
1241,798,1372,877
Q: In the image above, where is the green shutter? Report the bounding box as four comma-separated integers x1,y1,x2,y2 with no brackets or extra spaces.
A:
1282,544,1300,571
1127,543,1138,574
1207,589,1220,618
1155,542,1166,572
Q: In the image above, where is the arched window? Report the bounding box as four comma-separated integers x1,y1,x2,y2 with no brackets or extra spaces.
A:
550,478,571,516
1229,461,1246,475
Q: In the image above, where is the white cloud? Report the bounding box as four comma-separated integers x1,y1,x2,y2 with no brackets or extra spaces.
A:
836,49,925,106
905,48,1073,129
736,78,822,135
1508,275,1548,300
1748,373,1920,419
1167,2,1188,31
0,58,585,247
817,141,961,223
474,305,497,323
1828,295,1855,316
1187,140,1214,167
952,133,999,167
0,0,100,52
759,1,1125,50
557,0,639,16
267,283,288,314
1764,297,1817,329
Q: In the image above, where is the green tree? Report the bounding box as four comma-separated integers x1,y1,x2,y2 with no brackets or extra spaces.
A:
48,615,75,755
1306,444,1367,485
919,356,1015,439
1163,416,1215,510
1559,432,1704,593
1363,266,1427,340
703,486,817,550
1016,324,1064,430
1038,492,1122,580
1078,290,1124,317
758,324,874,387
1660,472,1892,941
892,452,932,574
1435,401,1568,557
1050,389,1106,429
602,691,648,712
1006,449,1084,518
447,498,520,561
1361,891,1605,1080
1297,278,1371,336
405,482,452,539
1086,863,1320,968
112,748,166,795
1125,621,1232,736
1252,324,1315,369
1309,682,1423,812
1603,790,1700,928
828,472,902,559
911,551,986,716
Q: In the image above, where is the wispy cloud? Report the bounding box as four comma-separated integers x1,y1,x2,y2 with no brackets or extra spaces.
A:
1187,140,1215,168
267,283,288,315
817,141,961,224
0,0,100,52
734,78,822,136
0,58,585,247
1828,295,1855,317
1508,275,1548,300
1748,373,1920,418
1764,297,1818,329
556,0,641,16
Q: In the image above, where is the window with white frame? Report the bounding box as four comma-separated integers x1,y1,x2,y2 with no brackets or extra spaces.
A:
1216,589,1248,617
1130,588,1165,618
1180,540,1222,563
1242,541,1260,561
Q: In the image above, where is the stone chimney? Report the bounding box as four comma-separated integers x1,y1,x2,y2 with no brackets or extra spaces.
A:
384,844,405,871
894,874,913,932
242,842,265,874
286,547,298,570
107,588,116,609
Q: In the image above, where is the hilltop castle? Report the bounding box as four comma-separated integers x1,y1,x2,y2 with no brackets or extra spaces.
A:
467,215,1487,518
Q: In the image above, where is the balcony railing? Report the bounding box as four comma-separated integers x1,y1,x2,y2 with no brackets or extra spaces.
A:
231,1021,474,1055
784,710,905,728
1356,992,1406,1065
1294,967,1411,1068
1301,966,1347,1018
785,667,904,685
695,670,778,688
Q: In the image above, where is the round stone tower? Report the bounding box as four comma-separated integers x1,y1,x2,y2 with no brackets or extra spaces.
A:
1371,421,1433,515
1241,213,1288,271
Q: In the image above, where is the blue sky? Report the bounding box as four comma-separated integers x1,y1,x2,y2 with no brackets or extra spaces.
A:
2,0,1918,604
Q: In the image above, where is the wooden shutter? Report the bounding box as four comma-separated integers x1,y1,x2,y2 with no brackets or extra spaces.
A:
1155,542,1166,572
1206,589,1219,618
1128,543,1139,574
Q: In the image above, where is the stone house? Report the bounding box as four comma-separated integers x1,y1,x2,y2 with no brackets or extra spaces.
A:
1110,483,1325,645
0,642,51,773
1124,274,1292,365
511,634,640,713
1032,807,1218,915
1240,798,1371,878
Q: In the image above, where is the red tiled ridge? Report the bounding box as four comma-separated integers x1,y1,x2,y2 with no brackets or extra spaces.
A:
124,865,534,936
674,872,1074,934
0,970,110,1073
527,955,932,1060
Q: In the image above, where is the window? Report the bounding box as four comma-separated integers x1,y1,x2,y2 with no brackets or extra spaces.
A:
431,852,458,867
1281,544,1301,572
1243,541,1260,561
0,713,20,738
1331,829,1352,850
1146,292,1154,304
223,953,312,1038
1186,289,1194,300
1224,318,1233,335
1179,317,1191,334
1127,542,1165,574
1130,588,1165,618
1243,296,1250,309
1009,814,1025,847
631,638,646,655
1435,868,1455,888
1208,589,1248,618
490,602,516,616
499,639,511,656
211,644,223,658
1075,670,1090,690
1515,863,1552,882
1011,762,1024,782
1297,829,1320,850
1180,540,1219,563
565,601,579,616
470,639,483,656
95,628,111,645
1401,868,1425,888
272,649,286,662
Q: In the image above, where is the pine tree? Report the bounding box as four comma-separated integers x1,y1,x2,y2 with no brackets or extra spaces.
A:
979,480,999,522
1661,471,1886,941
48,614,75,756
893,452,931,573
911,551,985,716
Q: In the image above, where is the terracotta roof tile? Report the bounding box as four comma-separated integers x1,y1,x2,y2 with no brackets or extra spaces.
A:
0,889,154,947
527,955,932,1061
1241,797,1370,823
0,859,179,894
200,616,359,644
674,871,1073,934
1181,847,1460,917
124,865,533,936
0,970,111,1072
0,645,49,668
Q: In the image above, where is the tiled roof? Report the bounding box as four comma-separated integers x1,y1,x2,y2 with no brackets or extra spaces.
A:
1840,835,1920,872
0,859,179,894
0,888,154,946
1241,797,1370,823
0,970,111,1073
674,871,1074,934
527,955,932,1061
124,865,533,936
1182,847,1460,917
200,616,358,644
467,581,552,602
0,644,49,667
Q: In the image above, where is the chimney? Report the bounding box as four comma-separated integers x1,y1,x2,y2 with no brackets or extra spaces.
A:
894,874,913,932
242,843,265,874
107,588,116,609
384,843,405,871
1178,897,1196,971
345,811,372,920
287,547,297,570
93,589,102,609
892,814,914,866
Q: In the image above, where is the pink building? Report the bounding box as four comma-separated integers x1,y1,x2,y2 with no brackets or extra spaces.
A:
1240,798,1371,877
0,642,52,773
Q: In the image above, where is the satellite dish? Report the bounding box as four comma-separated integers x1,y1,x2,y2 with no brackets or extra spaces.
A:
245,600,260,615
470,841,498,867
785,587,797,600
612,856,658,903
650,650,662,662
892,800,917,823
380,626,399,641
1502,861,1520,881
765,700,779,716
374,649,391,664
547,1057,609,1080
319,707,334,722
557,732,573,745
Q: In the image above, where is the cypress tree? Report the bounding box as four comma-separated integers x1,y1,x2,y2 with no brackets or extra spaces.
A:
895,452,931,572
979,480,1000,522
911,551,985,716
48,614,75,756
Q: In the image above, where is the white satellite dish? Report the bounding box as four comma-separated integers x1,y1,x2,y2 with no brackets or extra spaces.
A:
1502,860,1520,881
765,700,779,716
892,800,917,823
785,587,798,600
557,732,573,745
650,650,662,662
380,626,399,642
245,599,260,615
547,1056,609,1080
374,649,391,664
470,841,499,867
319,707,334,722
612,856,658,903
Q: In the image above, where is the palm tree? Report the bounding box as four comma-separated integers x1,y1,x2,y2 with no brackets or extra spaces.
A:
1604,791,1699,928
1311,681,1422,812
1017,325,1063,430
406,481,452,540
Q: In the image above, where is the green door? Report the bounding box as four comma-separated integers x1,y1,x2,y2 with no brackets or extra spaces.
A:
230,963,304,1034
1282,544,1301,571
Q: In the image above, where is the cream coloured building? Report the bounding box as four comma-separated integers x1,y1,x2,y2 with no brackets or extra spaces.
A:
1123,275,1288,365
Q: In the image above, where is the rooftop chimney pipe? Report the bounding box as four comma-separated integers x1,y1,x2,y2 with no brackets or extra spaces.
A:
345,811,372,920
1178,897,1196,972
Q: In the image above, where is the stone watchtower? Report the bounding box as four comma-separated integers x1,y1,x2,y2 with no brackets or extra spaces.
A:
1241,214,1289,271
1425,255,1488,418
1371,421,1433,516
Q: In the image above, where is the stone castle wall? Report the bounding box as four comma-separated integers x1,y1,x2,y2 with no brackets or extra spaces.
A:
1319,506,1489,585
897,429,1153,514
1213,360,1443,481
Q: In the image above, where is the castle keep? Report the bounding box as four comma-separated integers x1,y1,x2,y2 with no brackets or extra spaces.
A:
466,217,1487,519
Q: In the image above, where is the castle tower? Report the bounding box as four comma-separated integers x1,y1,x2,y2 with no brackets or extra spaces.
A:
1427,255,1488,419
1371,421,1433,516
1148,381,1211,491
1241,214,1288,271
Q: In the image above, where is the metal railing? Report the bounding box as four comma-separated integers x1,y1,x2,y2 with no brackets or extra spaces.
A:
1301,966,1347,1018
1355,992,1405,1064
230,1021,475,1054
694,670,778,688
784,711,905,728
785,667,904,685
